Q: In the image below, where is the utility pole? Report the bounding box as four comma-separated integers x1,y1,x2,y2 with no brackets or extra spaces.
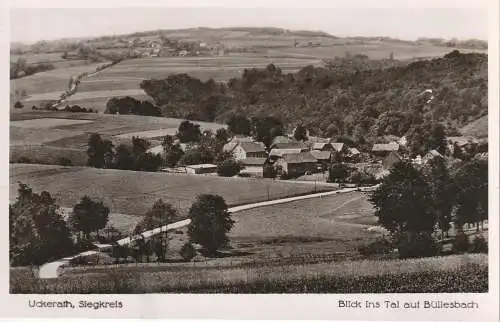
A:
267,185,270,201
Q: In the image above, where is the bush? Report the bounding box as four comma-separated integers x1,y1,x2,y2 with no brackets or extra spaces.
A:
396,232,440,258
57,157,72,166
14,101,23,109
16,156,32,164
217,158,242,177
470,235,488,253
180,242,197,261
358,238,393,257
452,232,470,253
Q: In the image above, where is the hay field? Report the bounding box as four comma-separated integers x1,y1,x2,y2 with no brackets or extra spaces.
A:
9,164,335,217
10,254,487,293
68,55,321,111
268,43,487,60
10,112,226,164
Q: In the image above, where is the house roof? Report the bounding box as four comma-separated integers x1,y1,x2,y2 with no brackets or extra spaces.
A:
312,142,331,150
349,147,360,155
331,142,345,152
272,136,295,145
269,148,304,157
372,142,399,152
185,164,217,169
280,152,317,164
272,142,305,149
239,142,266,153
240,157,267,166
147,145,163,155
425,149,444,159
447,136,478,147
310,150,331,160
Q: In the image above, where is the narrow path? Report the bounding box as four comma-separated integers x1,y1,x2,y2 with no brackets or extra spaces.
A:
38,184,378,279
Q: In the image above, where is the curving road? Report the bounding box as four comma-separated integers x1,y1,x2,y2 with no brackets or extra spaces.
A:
38,185,378,279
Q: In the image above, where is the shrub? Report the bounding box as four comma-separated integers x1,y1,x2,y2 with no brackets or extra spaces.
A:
14,101,23,109
57,157,72,166
358,238,393,257
396,232,440,258
470,235,488,253
217,158,242,177
180,242,197,261
16,156,31,164
452,232,470,253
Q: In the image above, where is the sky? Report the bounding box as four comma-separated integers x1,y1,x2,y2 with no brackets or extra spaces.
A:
10,6,488,44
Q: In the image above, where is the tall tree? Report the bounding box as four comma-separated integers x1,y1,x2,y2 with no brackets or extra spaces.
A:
188,194,234,254
87,133,113,168
10,183,73,266
227,114,252,136
293,124,308,141
69,196,110,240
177,121,202,143
424,157,454,237
453,159,488,231
252,116,284,148
369,162,436,235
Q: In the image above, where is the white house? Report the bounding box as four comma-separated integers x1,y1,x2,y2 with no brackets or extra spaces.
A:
185,164,218,174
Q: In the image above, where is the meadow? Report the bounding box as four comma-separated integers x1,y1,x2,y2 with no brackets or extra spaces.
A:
9,163,336,217
10,254,487,293
11,61,111,104
10,112,226,164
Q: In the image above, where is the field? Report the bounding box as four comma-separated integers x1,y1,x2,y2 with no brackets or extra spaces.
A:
9,163,337,218
10,112,226,165
68,55,322,112
10,254,487,293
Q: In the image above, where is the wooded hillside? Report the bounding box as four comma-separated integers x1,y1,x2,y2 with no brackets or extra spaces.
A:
140,50,487,142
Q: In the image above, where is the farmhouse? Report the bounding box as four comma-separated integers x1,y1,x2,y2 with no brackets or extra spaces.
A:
372,142,400,158
269,147,307,161
382,151,402,169
422,149,444,164
312,142,333,151
272,136,296,146
239,157,267,177
226,142,267,160
310,150,331,169
185,164,218,175
275,152,317,177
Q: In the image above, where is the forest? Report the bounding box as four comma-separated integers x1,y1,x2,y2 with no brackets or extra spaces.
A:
140,51,487,143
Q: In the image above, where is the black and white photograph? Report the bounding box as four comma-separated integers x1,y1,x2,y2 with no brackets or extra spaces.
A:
4,0,499,319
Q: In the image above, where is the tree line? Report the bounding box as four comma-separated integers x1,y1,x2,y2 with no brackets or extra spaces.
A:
369,157,487,258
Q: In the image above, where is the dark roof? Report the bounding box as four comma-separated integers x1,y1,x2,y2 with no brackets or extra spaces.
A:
272,142,306,149
241,157,267,166
310,150,331,160
239,142,266,153
280,152,317,164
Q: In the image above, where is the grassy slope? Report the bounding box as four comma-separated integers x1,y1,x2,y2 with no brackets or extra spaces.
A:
9,164,335,216
460,115,488,138
10,254,487,293
10,112,226,164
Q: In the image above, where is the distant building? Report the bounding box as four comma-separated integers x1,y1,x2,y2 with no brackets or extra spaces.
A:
310,150,332,169
239,157,267,177
275,152,317,177
372,142,400,158
312,142,333,151
185,164,218,175
272,136,296,146
269,147,307,161
230,142,267,160
422,149,444,164
382,151,402,169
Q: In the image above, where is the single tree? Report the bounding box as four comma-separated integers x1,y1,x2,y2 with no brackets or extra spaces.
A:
293,124,308,141
263,163,278,179
328,163,351,184
369,162,436,235
251,116,284,148
453,159,488,231
177,121,202,143
87,133,113,168
114,144,135,170
227,114,252,136
188,194,234,254
70,196,110,240
9,183,73,266
164,143,184,167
